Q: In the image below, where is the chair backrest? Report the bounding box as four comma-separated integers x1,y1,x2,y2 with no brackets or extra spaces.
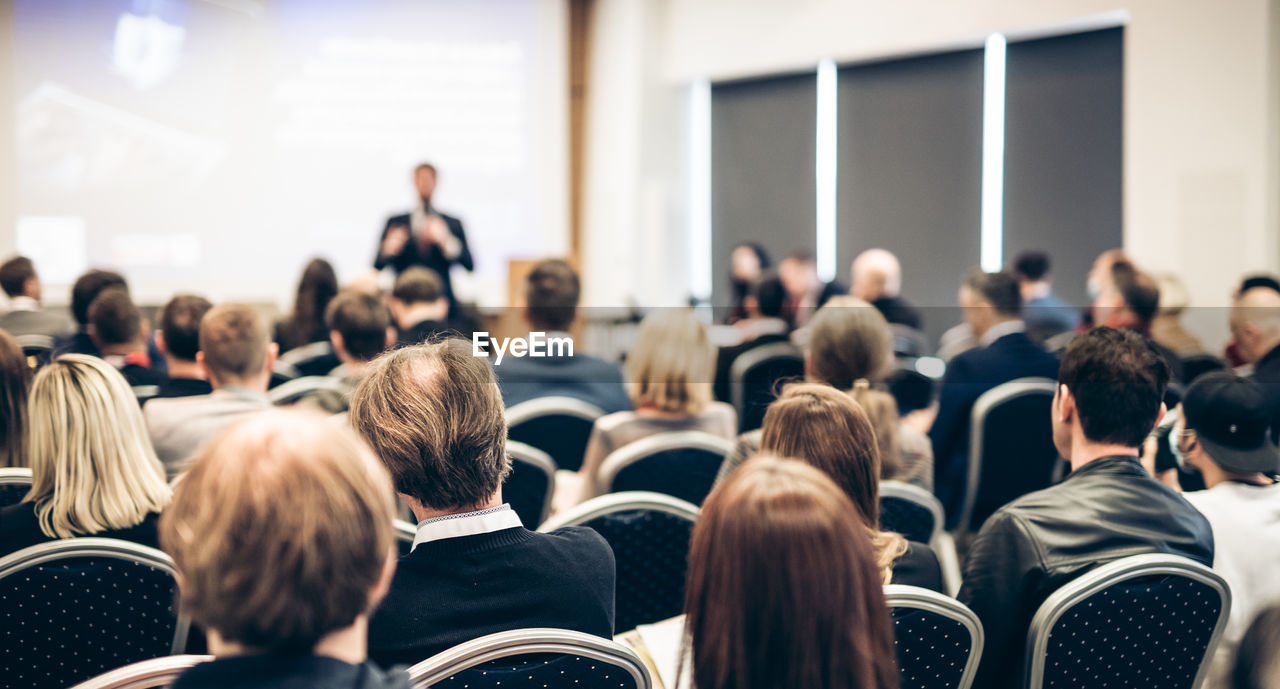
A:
596,431,736,505
540,492,699,633
959,377,1058,535
729,341,805,433
879,480,944,546
0,538,191,689
1025,554,1231,689
0,466,33,508
132,385,160,406
891,324,933,359
506,397,607,473
69,655,212,689
1180,354,1227,384
395,518,417,557
407,628,652,689
15,333,54,370
266,375,351,407
886,585,983,689
505,441,556,528
277,341,340,377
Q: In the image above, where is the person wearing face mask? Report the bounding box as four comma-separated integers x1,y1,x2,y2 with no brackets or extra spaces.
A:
1171,371,1280,689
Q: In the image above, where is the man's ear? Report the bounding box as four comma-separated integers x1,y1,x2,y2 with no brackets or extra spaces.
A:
1153,402,1167,431
264,342,279,373
330,331,347,359
803,349,814,379
196,351,215,383
385,327,396,349
1057,384,1076,423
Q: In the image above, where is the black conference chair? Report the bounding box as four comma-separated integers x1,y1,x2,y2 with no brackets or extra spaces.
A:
886,367,939,416
505,441,556,528
276,341,341,378
957,377,1059,536
406,628,652,689
15,334,54,371
891,324,933,359
0,467,32,508
1024,554,1230,689
1180,354,1227,384
729,342,805,433
506,397,607,473
886,585,984,689
594,431,735,506
69,655,212,689
540,492,699,634
879,481,962,596
0,538,191,689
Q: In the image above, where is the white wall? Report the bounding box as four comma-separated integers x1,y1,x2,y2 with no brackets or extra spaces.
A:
582,0,1280,347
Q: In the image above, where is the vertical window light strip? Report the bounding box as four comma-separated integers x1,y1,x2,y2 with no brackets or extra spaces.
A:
689,79,713,301
981,33,1007,273
815,59,839,283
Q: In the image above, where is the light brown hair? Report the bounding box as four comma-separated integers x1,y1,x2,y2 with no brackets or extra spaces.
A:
683,456,899,689
160,410,396,653
760,383,907,582
626,309,714,415
199,304,269,385
807,296,893,387
0,330,31,468
349,338,510,511
392,267,445,305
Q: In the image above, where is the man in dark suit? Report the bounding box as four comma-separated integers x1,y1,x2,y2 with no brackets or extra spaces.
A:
374,163,474,307
0,256,74,339
930,270,1060,525
851,248,923,330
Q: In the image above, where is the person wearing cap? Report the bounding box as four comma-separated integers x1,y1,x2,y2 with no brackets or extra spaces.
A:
1173,371,1280,689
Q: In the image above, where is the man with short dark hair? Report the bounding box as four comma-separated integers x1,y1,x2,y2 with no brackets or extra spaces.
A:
1093,260,1185,380
959,327,1213,689
144,304,277,477
87,287,165,387
1012,250,1079,341
387,267,450,346
351,339,616,666
493,259,631,413
929,269,1059,524
154,295,214,399
0,255,74,339
326,291,394,380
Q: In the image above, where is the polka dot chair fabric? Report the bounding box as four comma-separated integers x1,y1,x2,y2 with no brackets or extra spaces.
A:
886,585,984,689
879,481,944,545
428,653,644,689
601,433,735,507
406,628,652,689
0,538,187,689
1026,555,1230,689
507,398,607,474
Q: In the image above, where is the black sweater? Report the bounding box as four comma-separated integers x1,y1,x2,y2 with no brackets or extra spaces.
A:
368,525,616,667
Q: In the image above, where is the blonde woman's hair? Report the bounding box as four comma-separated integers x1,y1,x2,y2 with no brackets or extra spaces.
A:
849,379,904,482
25,354,171,539
626,309,714,415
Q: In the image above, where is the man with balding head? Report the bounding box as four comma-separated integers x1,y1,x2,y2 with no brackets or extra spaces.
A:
851,248,922,330
144,304,278,477
1231,286,1280,436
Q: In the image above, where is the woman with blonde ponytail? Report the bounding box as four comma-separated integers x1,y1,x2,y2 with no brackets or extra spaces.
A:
0,354,171,555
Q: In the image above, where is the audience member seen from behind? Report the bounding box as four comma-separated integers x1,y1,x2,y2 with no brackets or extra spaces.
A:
712,273,790,404
1093,259,1185,380
1232,605,1280,689
1151,273,1206,357
929,269,1060,526
726,242,770,324
349,339,616,666
760,383,943,591
0,355,170,556
327,291,395,382
1229,287,1280,427
0,330,31,468
959,327,1213,689
54,269,128,357
387,267,450,346
1012,250,1079,342
161,411,408,689
682,457,899,689
0,255,74,339
275,258,340,354
153,295,213,399
1172,372,1280,689
493,259,631,414
779,250,844,328
851,248,922,330
87,287,165,387
144,304,276,477
574,308,736,505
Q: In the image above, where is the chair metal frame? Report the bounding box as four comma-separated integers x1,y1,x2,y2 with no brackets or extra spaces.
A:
505,396,608,428
266,375,351,406
0,466,33,488
594,431,736,498
68,655,212,689
538,491,700,533
395,519,416,544
14,334,55,350
957,377,1058,537
1024,554,1231,689
406,627,653,689
727,341,804,421
880,481,962,596
886,584,984,689
507,441,557,526
0,538,192,654
276,340,335,368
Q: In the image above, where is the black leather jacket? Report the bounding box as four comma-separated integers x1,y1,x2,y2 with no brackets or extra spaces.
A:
958,455,1214,689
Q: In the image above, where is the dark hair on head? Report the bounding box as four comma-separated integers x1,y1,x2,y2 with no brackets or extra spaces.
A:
414,162,437,177
0,330,31,468
0,256,36,298
734,242,771,271
784,249,816,264
525,259,580,331
71,270,128,326
1059,327,1170,447
392,267,445,305
325,291,391,361
1013,251,1051,282
1112,261,1160,325
1232,604,1280,689
752,274,786,318
1239,274,1280,296
160,295,213,361
88,288,142,347
965,269,1022,317
281,259,339,352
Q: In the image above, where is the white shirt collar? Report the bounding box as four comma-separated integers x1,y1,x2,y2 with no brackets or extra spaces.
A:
980,319,1026,347
8,296,38,312
411,504,522,551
